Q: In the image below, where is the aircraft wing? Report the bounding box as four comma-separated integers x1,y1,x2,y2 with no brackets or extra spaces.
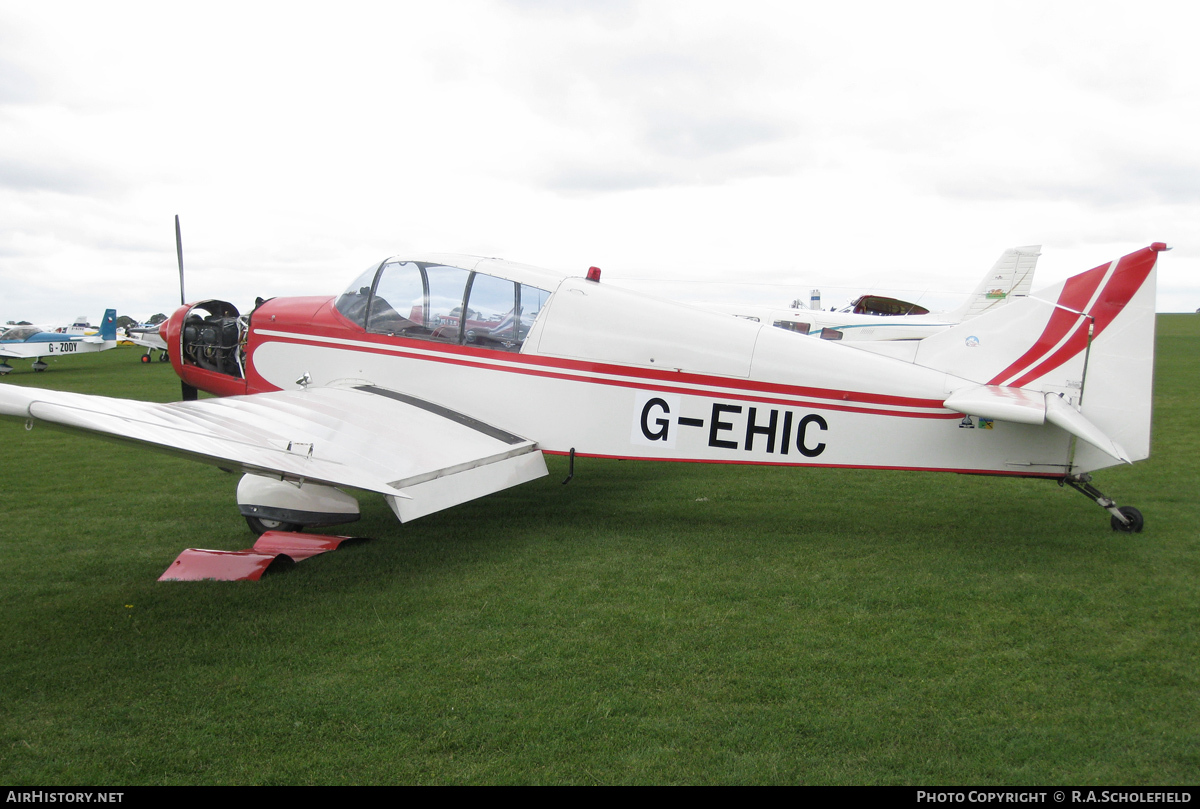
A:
0,382,548,521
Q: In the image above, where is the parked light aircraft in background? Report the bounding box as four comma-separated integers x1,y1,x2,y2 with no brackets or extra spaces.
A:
124,322,170,362
2,314,105,337
722,245,1041,342
55,316,105,336
0,310,118,374
0,242,1165,580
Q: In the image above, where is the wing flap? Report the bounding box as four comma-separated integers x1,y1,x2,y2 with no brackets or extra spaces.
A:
387,450,549,522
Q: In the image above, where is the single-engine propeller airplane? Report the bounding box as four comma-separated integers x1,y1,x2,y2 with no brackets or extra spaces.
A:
0,238,1167,579
722,245,1041,342
0,310,118,374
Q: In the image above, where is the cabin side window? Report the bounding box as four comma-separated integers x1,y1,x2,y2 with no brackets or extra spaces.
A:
462,273,516,347
460,277,551,352
518,284,550,346
368,261,427,336
424,265,473,344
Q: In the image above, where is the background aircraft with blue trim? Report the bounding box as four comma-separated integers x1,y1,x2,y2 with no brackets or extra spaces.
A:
0,309,119,374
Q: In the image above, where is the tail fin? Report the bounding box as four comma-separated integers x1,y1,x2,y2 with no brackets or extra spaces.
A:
916,244,1164,472
100,309,117,342
946,245,1041,321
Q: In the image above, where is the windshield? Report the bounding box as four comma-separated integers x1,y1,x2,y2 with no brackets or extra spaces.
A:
334,261,385,328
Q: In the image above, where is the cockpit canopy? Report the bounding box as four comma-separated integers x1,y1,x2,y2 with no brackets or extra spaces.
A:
335,259,552,352
843,295,930,317
0,327,40,342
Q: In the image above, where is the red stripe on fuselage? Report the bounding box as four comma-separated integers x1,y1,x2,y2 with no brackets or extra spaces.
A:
248,328,957,419
250,297,949,411
541,449,1066,477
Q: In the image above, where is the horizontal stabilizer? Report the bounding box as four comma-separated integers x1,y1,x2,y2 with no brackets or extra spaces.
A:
944,385,1130,464
943,384,1046,425
1044,394,1130,464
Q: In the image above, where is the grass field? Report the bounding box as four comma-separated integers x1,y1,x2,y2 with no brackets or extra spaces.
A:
1,319,1197,785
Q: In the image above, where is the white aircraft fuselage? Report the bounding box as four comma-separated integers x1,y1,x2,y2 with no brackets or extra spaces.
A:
166,247,1157,481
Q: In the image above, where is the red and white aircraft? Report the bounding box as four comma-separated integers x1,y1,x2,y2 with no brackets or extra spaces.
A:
0,243,1166,572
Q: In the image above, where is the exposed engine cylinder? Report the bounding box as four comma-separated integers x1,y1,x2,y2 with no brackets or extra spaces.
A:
180,301,244,378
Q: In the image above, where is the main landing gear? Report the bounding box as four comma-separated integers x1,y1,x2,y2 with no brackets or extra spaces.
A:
1062,474,1144,533
245,516,302,535
236,475,361,537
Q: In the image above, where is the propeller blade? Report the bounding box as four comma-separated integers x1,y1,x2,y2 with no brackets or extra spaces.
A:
182,381,198,402
175,214,186,305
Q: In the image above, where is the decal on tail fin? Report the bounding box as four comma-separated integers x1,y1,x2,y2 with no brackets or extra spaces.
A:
99,309,117,342
948,245,1041,321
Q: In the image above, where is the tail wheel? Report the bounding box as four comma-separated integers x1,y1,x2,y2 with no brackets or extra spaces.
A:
1110,506,1144,533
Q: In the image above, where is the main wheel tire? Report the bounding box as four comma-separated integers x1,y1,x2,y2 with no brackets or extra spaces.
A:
245,515,302,536
1110,506,1144,533
140,354,151,363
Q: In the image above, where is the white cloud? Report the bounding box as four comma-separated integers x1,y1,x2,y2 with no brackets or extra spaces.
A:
0,0,1196,322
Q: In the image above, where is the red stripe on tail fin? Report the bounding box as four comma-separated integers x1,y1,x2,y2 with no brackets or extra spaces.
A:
988,246,1158,387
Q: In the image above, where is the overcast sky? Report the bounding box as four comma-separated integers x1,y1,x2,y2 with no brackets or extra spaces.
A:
1,0,1197,325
